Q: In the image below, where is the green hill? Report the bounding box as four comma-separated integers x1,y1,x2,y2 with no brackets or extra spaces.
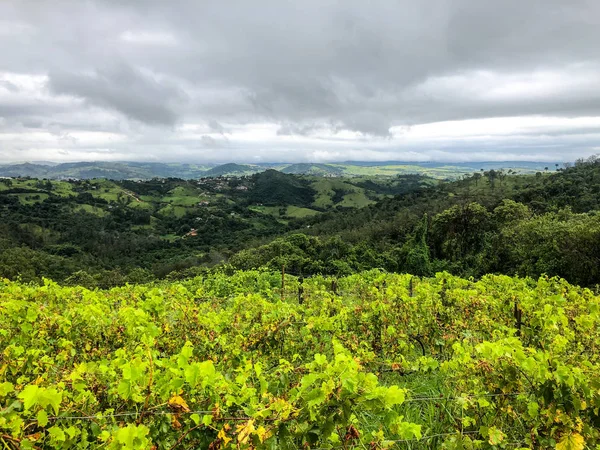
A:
201,163,260,177
281,163,343,176
247,169,316,206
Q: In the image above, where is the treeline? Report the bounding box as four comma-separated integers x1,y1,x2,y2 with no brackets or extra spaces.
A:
231,200,600,286
231,156,600,286
1,156,599,287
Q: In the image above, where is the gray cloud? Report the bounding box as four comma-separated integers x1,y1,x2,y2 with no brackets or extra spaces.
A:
48,63,185,125
0,0,600,162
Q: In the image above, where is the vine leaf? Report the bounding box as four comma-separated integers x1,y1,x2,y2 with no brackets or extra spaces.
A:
168,394,190,413
556,433,585,450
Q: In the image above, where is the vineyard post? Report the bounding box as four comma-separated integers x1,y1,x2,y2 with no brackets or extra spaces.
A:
514,299,522,336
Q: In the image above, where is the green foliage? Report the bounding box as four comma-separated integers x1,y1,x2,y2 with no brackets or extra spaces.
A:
400,213,432,276
0,270,598,449
248,170,316,206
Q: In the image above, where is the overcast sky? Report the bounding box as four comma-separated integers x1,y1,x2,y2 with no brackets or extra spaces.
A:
1,0,600,163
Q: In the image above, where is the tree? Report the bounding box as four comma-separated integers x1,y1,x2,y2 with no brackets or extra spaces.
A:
430,202,493,268
400,214,431,276
486,170,497,189
493,200,531,224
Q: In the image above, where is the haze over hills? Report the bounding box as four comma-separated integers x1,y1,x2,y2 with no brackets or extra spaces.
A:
0,160,558,180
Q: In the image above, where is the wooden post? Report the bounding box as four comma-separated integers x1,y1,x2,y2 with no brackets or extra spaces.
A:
281,265,285,301
298,277,304,305
514,300,522,337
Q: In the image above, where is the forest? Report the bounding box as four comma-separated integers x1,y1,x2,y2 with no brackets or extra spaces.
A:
1,156,600,449
1,157,599,288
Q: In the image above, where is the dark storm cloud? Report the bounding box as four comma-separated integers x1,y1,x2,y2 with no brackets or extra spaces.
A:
1,0,600,161
48,64,185,125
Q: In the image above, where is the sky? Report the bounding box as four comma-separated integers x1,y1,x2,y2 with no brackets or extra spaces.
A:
1,0,600,164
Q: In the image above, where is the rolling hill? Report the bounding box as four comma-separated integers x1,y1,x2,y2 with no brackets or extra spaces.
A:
0,160,559,180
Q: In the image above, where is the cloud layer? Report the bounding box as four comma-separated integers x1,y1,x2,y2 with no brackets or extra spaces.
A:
1,0,600,163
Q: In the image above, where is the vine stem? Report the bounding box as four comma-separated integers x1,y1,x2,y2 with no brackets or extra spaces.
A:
137,347,155,425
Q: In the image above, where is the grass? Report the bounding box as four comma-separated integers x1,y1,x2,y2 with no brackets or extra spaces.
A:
286,206,321,218
310,178,377,209
161,186,202,206
87,180,122,202
158,204,188,218
9,193,49,205
73,204,108,216
248,205,319,221
337,191,375,208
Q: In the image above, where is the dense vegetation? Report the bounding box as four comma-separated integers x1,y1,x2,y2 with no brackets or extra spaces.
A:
2,158,600,287
1,270,598,449
1,157,600,449
0,172,430,286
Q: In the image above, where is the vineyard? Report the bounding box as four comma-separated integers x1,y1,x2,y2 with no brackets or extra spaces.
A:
0,270,599,449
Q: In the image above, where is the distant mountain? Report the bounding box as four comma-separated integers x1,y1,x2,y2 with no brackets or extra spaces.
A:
0,163,51,178
0,161,211,180
341,160,556,170
0,160,560,180
281,163,343,176
201,163,262,177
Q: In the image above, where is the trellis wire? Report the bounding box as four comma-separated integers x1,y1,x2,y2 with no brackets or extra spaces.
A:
47,391,527,421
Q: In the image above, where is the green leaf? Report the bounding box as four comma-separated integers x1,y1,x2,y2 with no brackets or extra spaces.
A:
17,385,40,411
384,385,405,407
65,426,79,439
41,388,62,415
117,380,132,400
37,409,49,427
527,401,539,418
305,388,327,408
314,354,327,365
114,424,150,448
48,426,66,442
396,422,422,440
0,382,14,397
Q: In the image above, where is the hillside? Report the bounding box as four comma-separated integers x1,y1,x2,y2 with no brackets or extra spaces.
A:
0,160,556,180
280,163,344,176
247,170,316,206
0,172,436,284
233,157,600,286
0,161,212,180
201,163,262,177
2,270,598,448
1,157,598,287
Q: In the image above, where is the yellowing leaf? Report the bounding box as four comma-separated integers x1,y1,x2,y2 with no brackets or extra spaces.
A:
168,394,190,412
487,426,505,445
236,419,255,444
256,425,271,443
217,427,232,446
556,433,585,450
171,415,182,429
